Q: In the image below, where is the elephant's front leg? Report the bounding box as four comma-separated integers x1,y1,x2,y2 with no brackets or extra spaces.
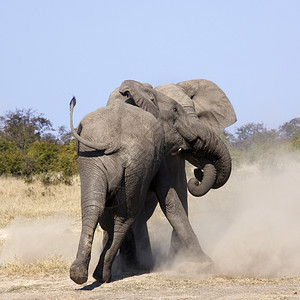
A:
166,154,188,259
154,159,212,263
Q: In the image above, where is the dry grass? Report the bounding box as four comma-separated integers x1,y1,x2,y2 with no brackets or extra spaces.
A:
0,176,81,228
0,255,71,276
0,176,81,276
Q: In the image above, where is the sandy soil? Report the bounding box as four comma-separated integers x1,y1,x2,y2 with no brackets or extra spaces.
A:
1,272,299,300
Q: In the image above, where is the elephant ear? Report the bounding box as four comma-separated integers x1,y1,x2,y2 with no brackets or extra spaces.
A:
107,87,124,106
176,79,237,135
118,80,160,119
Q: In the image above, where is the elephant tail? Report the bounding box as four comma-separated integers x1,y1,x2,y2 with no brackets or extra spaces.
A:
69,97,120,154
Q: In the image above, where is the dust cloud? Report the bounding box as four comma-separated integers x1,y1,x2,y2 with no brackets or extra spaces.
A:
0,215,78,264
0,215,101,268
178,152,300,277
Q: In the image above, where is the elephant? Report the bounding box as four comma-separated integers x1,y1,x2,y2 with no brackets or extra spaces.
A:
155,79,236,256
155,79,236,201
107,79,236,268
69,80,224,284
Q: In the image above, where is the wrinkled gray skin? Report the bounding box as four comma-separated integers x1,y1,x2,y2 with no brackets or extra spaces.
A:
69,80,215,285
107,79,236,270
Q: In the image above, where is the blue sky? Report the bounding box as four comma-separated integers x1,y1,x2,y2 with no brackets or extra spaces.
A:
1,1,299,134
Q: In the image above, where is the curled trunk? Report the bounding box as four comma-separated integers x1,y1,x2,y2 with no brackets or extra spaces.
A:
186,159,217,197
181,123,232,197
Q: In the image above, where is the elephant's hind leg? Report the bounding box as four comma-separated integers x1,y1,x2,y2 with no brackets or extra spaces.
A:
93,216,135,283
93,168,152,283
70,172,106,285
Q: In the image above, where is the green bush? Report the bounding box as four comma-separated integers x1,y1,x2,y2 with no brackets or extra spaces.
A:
0,108,78,184
291,134,300,150
58,140,78,177
26,141,59,173
0,140,23,175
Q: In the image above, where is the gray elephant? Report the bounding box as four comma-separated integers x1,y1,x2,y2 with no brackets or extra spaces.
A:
107,79,236,268
69,80,219,284
156,80,236,256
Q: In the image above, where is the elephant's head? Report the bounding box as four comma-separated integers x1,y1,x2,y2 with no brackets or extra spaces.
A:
155,79,236,196
118,80,197,154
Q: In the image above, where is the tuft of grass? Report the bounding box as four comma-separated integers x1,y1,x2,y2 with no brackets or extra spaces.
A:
0,255,71,277
7,285,32,292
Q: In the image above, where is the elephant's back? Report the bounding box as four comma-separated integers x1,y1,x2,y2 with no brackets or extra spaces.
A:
120,104,164,159
78,106,121,150
78,104,164,161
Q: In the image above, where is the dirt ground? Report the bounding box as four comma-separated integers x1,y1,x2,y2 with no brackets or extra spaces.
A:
1,272,299,300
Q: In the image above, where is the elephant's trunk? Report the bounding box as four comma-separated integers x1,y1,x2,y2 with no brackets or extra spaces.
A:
181,122,232,196
204,129,232,189
186,159,217,197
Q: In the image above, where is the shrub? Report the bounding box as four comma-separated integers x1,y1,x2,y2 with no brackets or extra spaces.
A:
0,140,23,175
0,108,78,184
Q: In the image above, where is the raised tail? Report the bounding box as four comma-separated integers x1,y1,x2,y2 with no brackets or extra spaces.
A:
69,97,120,154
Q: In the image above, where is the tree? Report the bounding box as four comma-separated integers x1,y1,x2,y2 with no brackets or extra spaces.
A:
235,122,266,142
221,130,237,146
57,125,74,144
279,117,300,139
292,135,300,149
0,108,54,150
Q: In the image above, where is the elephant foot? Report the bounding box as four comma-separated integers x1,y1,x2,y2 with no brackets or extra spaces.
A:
199,253,215,273
70,260,88,285
177,259,215,275
199,251,213,265
92,266,103,283
93,265,112,283
167,253,215,276
189,250,214,267
167,249,214,274
189,251,215,274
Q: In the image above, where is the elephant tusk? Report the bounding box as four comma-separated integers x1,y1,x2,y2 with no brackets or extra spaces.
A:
171,148,182,156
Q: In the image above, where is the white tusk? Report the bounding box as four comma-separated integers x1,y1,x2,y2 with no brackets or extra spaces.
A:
171,148,182,156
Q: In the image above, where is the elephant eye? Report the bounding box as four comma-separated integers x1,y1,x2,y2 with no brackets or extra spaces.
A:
145,91,155,102
149,94,155,102
173,107,178,113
